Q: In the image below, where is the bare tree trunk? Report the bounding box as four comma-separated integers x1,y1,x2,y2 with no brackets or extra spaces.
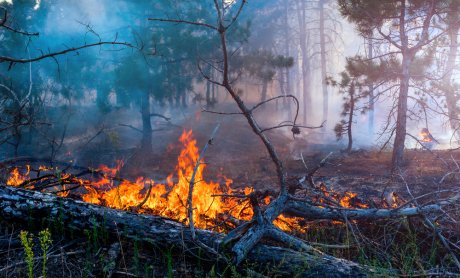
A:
181,91,187,108
206,66,212,107
444,26,460,134
211,67,217,104
260,79,268,103
347,82,355,153
284,0,293,120
140,91,152,154
319,0,328,125
296,0,311,125
391,53,411,171
392,1,412,171
367,38,375,134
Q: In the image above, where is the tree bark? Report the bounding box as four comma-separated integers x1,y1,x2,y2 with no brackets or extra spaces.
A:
319,0,329,125
260,79,268,103
444,26,460,134
392,1,411,171
392,53,411,171
284,0,293,120
0,185,375,277
140,90,152,154
367,38,375,134
296,0,311,125
347,82,355,153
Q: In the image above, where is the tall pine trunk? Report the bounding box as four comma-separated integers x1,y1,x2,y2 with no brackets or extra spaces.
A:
296,0,311,125
141,90,152,154
261,79,268,103
392,53,412,170
444,26,460,134
346,82,355,153
284,0,292,120
319,0,328,125
367,38,375,134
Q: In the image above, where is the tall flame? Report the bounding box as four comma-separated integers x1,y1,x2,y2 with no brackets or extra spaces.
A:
5,130,380,232
6,165,30,186
82,130,250,229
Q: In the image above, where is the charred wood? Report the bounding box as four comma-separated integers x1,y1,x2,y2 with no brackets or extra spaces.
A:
0,185,377,276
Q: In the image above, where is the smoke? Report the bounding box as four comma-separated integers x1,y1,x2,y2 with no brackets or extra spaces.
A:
1,0,457,162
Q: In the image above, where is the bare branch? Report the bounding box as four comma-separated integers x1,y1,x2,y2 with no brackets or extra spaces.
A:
148,17,217,31
0,41,135,64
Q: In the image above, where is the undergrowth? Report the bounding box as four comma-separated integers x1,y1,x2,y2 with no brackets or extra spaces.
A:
1,216,457,277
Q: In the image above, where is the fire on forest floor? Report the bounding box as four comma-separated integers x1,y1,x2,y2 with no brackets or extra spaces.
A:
1,126,459,276
1,129,409,234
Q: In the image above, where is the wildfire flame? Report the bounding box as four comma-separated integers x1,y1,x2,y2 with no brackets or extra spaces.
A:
5,130,382,232
420,131,433,143
81,130,252,230
339,192,369,209
315,183,370,209
6,165,30,186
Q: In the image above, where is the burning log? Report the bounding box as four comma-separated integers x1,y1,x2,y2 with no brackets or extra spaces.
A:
0,185,377,276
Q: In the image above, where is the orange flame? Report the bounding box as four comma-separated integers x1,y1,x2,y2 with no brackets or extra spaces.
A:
339,192,369,209
6,166,30,186
420,130,433,143
6,130,377,232
81,130,252,230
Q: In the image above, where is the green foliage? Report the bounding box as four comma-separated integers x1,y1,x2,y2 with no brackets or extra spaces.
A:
233,51,293,81
207,265,217,278
334,120,347,141
133,240,140,276
19,230,34,278
165,247,173,278
338,0,401,36
330,71,368,143
39,228,53,278
19,228,53,278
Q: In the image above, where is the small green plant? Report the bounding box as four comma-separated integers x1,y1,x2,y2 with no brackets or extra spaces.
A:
19,230,34,278
230,265,242,278
133,240,140,276
39,228,53,278
144,265,155,278
83,229,96,277
166,248,173,278
207,265,216,278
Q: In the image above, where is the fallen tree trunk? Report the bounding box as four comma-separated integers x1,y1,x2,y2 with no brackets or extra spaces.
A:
0,185,377,277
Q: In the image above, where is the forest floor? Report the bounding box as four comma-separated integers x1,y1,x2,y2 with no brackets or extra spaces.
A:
117,107,459,201
1,106,459,277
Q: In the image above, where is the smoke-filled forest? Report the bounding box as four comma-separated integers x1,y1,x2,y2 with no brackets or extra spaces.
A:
0,0,460,277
